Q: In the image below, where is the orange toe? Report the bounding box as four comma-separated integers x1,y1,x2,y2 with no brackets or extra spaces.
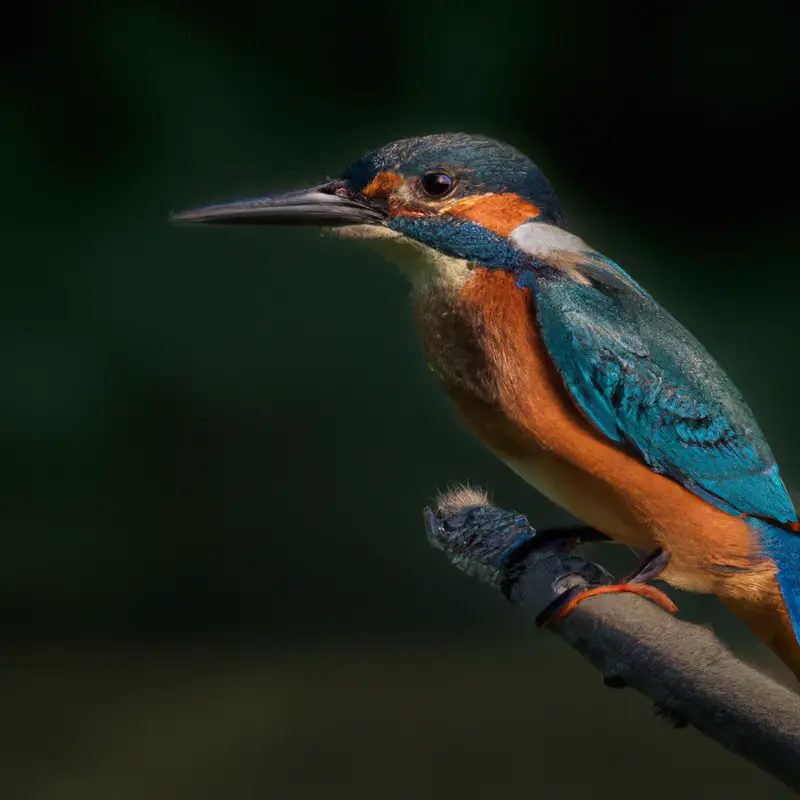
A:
545,583,679,628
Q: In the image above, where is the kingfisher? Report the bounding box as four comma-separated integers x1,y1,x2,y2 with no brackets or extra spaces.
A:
172,133,800,678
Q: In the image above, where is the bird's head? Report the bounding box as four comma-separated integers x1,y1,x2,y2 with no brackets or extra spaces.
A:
172,133,567,281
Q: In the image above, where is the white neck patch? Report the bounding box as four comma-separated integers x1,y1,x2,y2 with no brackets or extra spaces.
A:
510,221,589,257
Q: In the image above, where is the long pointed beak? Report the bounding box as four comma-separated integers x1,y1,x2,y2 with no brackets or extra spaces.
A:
169,182,386,227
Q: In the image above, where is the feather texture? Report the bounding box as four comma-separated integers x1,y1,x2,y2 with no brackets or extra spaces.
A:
520,250,797,526
513,239,800,644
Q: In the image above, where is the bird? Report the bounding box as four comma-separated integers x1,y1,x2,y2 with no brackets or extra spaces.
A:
172,133,800,679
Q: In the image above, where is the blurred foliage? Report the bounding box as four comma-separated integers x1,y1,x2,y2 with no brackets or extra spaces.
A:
0,1,798,795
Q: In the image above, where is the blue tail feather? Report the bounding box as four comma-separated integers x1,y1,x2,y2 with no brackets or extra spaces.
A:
751,519,800,644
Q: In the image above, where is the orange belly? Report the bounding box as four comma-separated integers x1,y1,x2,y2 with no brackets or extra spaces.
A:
414,268,775,601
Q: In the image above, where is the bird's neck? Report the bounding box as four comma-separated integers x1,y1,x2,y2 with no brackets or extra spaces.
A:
335,220,590,290
334,224,475,292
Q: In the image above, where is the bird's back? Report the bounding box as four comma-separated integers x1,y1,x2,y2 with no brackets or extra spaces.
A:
414,265,779,603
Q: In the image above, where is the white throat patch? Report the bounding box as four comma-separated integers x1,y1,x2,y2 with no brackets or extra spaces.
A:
329,224,473,292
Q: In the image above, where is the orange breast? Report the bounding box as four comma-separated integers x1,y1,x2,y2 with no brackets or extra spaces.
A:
414,268,774,601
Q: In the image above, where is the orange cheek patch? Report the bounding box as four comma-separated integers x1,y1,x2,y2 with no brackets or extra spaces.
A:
361,171,403,198
446,193,540,236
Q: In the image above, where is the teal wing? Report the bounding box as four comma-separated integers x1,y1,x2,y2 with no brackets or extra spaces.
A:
517,252,797,526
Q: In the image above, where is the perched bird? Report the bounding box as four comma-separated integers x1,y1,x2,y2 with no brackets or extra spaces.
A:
173,133,800,678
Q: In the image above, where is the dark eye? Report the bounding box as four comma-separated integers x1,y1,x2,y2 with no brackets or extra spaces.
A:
420,171,454,198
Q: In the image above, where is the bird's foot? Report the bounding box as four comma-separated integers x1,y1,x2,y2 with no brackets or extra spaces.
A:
540,547,678,628
623,547,672,584
543,582,679,627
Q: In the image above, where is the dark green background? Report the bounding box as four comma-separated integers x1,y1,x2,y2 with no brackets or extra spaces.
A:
2,2,798,797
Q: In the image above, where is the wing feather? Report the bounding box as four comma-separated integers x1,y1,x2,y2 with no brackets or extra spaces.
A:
517,247,797,526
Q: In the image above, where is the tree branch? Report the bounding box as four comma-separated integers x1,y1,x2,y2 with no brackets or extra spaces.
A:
424,489,800,792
